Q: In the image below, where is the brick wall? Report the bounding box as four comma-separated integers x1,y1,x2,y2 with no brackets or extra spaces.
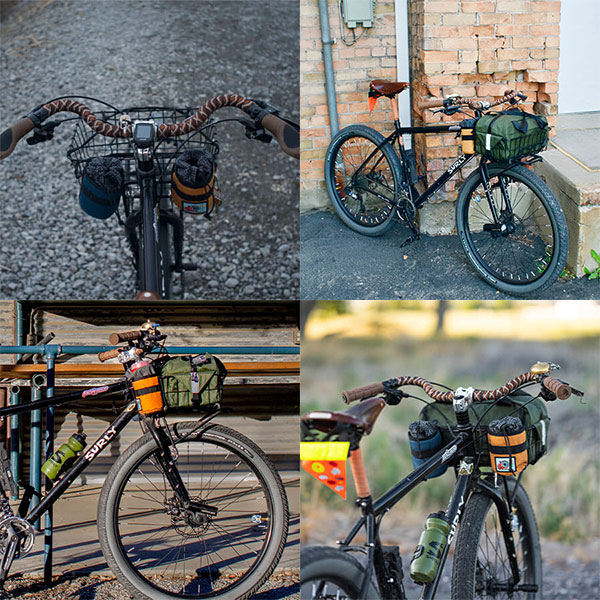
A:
301,0,399,210
410,0,560,229
301,0,562,233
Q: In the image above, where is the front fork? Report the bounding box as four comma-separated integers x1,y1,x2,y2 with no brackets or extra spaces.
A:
478,159,513,225
145,418,217,516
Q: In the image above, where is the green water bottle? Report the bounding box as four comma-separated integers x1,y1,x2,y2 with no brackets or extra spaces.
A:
41,434,87,480
409,511,450,584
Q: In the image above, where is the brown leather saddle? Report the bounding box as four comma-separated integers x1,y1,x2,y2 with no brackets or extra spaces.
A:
370,79,410,97
303,397,386,435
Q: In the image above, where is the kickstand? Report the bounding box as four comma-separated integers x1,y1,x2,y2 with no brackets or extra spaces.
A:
400,233,420,248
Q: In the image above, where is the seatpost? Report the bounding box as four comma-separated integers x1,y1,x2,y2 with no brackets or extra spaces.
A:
389,96,400,129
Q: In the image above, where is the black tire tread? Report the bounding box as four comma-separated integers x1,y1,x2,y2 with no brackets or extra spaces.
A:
97,423,288,600
324,124,401,236
451,479,542,600
456,163,568,296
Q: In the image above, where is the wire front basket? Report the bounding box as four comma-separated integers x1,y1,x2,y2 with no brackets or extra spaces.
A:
67,107,219,207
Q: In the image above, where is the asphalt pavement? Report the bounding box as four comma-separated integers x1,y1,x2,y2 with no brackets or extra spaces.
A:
301,211,600,300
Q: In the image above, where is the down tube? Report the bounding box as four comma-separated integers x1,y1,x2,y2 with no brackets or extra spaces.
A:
26,403,138,525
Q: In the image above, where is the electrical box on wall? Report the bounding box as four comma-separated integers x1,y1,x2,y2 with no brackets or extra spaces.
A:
342,0,374,28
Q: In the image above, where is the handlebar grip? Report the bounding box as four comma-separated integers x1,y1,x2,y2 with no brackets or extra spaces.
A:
542,377,571,400
342,382,385,404
260,113,299,159
417,98,445,110
0,117,35,160
98,348,121,362
109,330,142,345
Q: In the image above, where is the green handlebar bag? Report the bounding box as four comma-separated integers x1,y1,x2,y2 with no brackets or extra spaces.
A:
473,109,549,162
159,354,227,410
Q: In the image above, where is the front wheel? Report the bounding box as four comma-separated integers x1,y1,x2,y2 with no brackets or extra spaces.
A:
456,163,568,296
97,423,289,600
324,125,403,236
300,546,380,600
451,478,542,600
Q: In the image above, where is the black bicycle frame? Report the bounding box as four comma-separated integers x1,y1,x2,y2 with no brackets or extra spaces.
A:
0,380,196,527
342,431,521,600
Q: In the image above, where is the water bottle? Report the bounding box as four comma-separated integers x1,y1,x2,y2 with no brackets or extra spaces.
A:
41,434,87,480
409,511,450,584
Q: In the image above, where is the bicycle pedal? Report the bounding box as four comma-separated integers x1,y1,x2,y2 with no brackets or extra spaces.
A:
173,263,199,272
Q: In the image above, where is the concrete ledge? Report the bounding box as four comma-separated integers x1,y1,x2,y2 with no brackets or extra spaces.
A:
535,148,600,277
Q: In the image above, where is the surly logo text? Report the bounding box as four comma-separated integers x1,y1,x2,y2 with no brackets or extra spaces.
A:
441,445,458,463
447,495,465,545
82,386,109,398
447,154,468,175
85,426,117,461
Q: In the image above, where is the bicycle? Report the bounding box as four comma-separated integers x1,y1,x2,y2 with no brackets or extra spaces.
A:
324,80,569,296
0,322,289,599
0,94,299,299
300,362,583,599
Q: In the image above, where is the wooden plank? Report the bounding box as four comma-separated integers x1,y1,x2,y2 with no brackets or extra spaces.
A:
0,361,299,379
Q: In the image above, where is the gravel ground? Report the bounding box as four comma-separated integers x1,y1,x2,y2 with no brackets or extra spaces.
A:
0,0,299,300
3,569,300,599
304,519,600,600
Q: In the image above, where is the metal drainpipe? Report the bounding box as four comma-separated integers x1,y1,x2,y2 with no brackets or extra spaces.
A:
318,0,339,136
15,301,24,362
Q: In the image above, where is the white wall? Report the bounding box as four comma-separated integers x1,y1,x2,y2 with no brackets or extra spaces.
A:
558,0,600,113
395,0,411,146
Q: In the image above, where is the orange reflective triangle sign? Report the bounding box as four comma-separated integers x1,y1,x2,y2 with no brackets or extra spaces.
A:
302,459,347,499
368,96,378,113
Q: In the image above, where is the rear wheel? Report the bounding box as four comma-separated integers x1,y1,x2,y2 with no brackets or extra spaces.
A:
456,163,568,296
324,125,403,236
300,546,380,599
452,478,542,600
98,423,288,600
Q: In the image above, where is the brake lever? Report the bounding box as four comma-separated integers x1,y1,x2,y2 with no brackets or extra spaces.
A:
26,119,60,145
239,118,273,144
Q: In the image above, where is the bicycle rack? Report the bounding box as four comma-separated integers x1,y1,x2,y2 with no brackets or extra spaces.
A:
0,343,300,584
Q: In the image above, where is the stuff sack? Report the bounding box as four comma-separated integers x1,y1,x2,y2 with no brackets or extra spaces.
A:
171,149,217,216
419,390,549,468
127,361,164,415
79,156,124,219
408,420,448,479
160,354,227,410
488,416,528,476
473,109,549,162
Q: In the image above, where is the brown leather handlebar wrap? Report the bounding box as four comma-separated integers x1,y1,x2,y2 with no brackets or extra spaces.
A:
109,331,142,345
542,377,571,400
343,371,537,404
98,348,121,362
417,97,445,110
342,382,385,404
0,117,35,160
98,347,144,362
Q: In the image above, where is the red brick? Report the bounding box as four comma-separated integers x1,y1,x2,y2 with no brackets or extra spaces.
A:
515,12,559,24
496,0,531,13
461,50,479,62
425,25,460,38
462,25,496,37
531,1,560,11
513,36,545,48
545,36,560,47
425,74,460,86
423,50,459,62
462,1,497,13
544,59,560,70
478,37,508,50
530,47,559,59
496,24,530,36
512,60,543,70
479,13,512,24
530,24,560,36
477,83,513,96
525,70,553,83
478,60,513,73
442,37,478,50
424,1,460,11
442,13,478,25
497,48,529,60
540,82,559,93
